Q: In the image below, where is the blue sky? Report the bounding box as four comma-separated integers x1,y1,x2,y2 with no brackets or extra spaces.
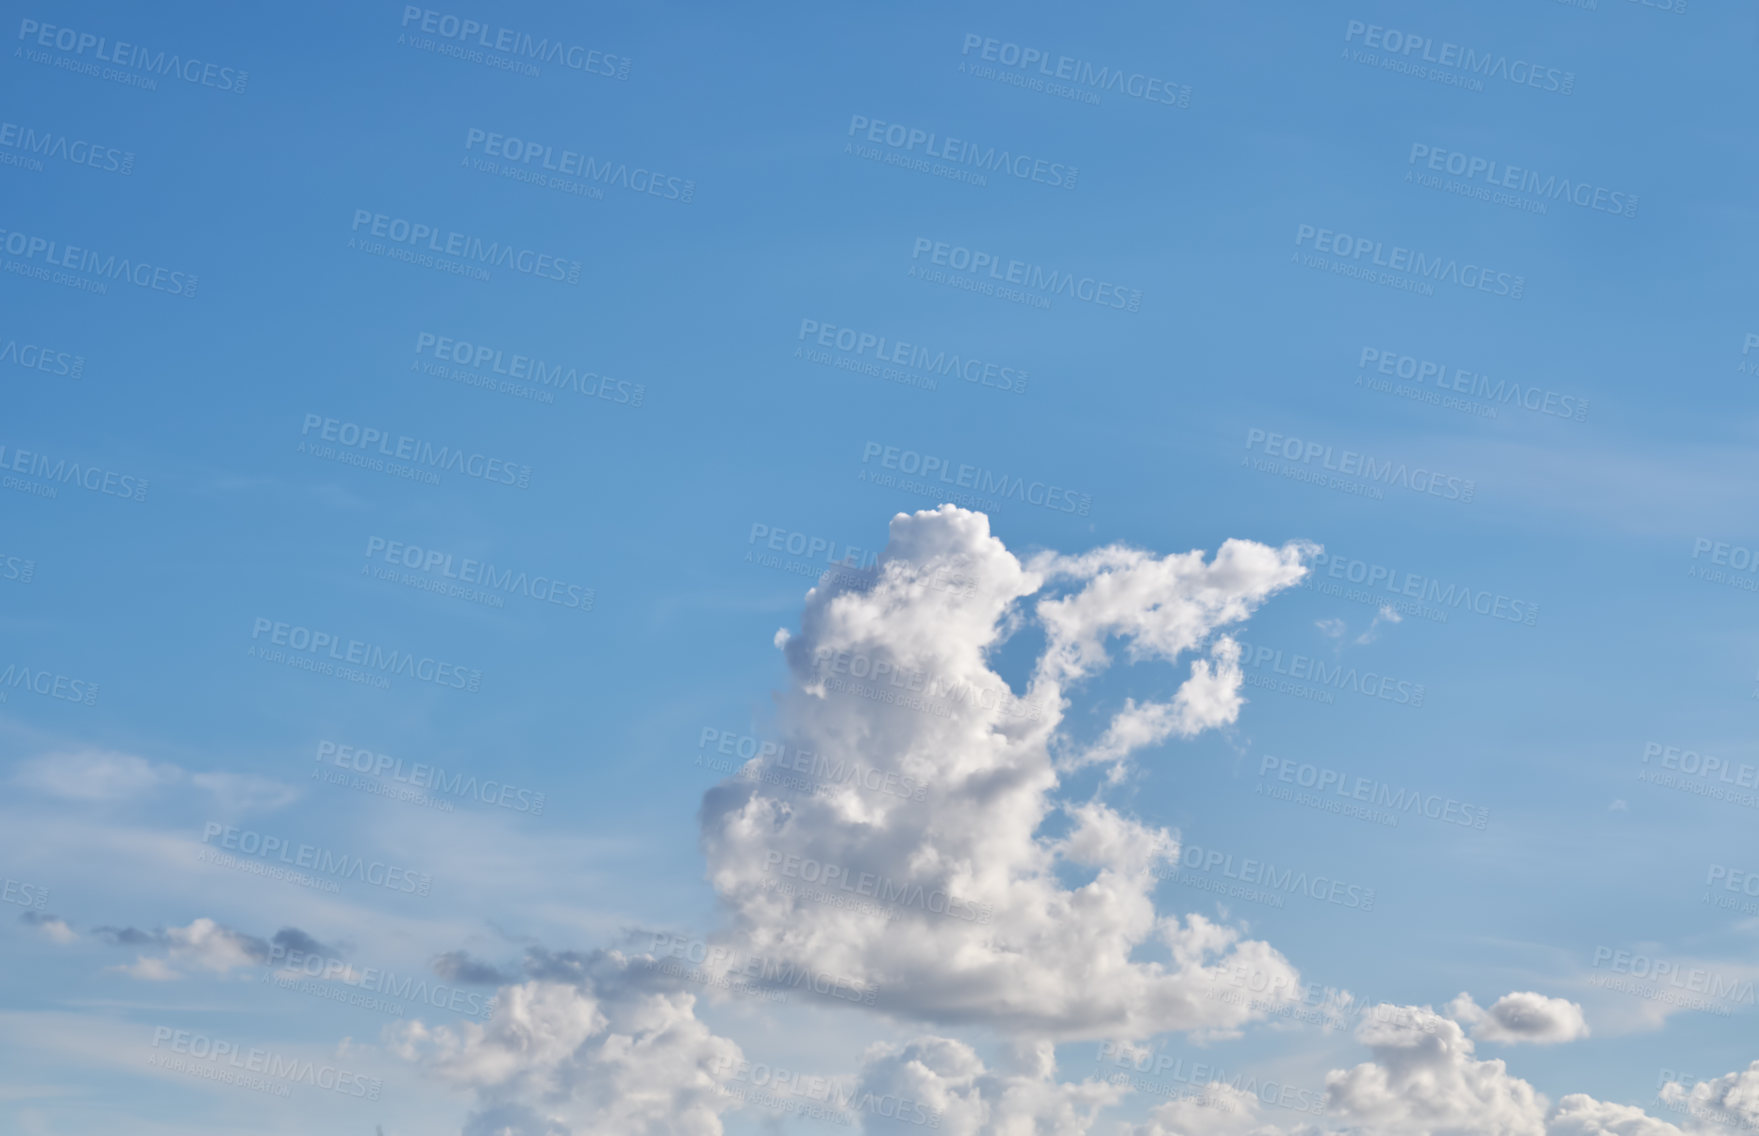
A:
5,2,1759,1134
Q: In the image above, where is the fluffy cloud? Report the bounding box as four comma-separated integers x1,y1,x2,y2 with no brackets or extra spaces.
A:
1656,1060,1759,1133
698,507,1314,1039
393,955,743,1136
1448,992,1591,1045
854,1035,1127,1135
21,910,77,944
96,918,326,980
